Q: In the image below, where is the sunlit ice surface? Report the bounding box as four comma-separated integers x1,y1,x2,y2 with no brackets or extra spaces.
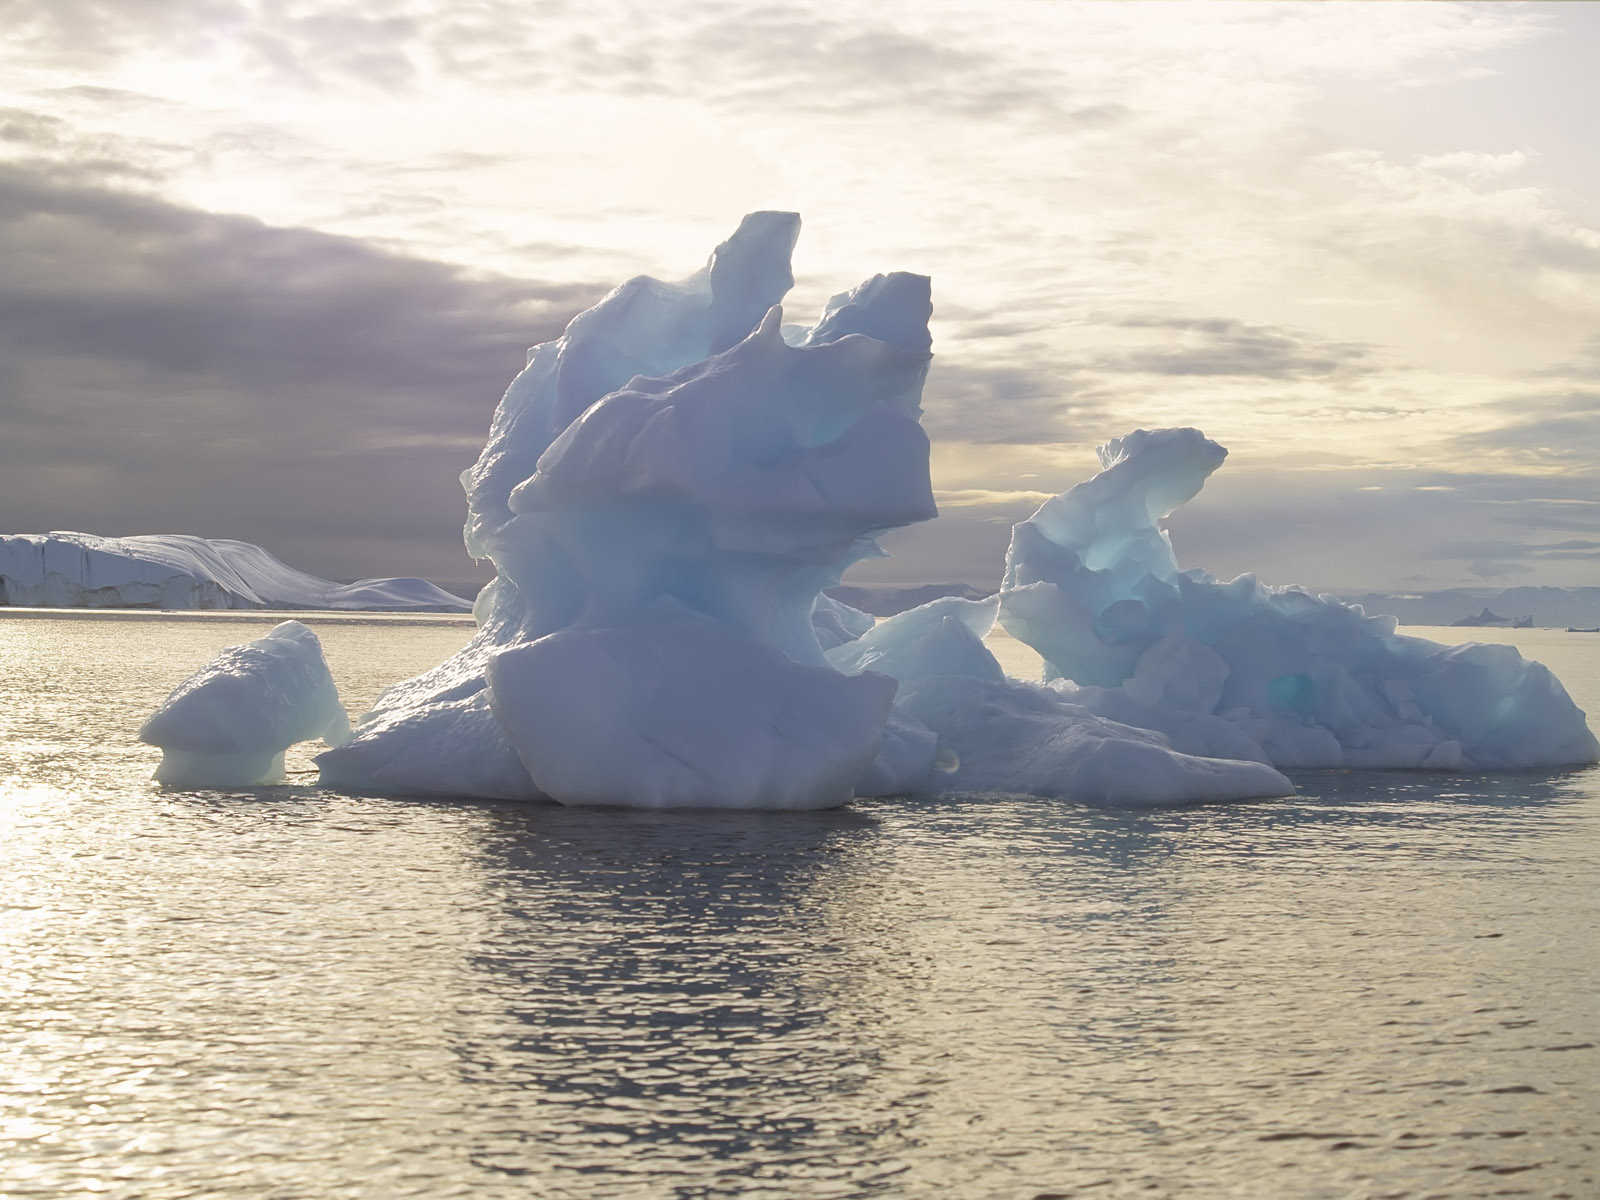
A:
2,613,1598,1198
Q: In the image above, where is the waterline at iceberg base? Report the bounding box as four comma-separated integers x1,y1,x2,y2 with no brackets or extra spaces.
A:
151,213,1597,804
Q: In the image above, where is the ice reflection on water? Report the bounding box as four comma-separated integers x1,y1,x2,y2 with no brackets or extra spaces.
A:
1,614,1597,1198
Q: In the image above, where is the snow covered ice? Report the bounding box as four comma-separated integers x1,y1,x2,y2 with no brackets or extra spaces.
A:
146,213,1593,809
0,531,470,611
139,621,351,787
995,427,1600,770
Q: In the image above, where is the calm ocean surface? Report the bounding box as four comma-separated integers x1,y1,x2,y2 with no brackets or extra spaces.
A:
2,612,1597,1199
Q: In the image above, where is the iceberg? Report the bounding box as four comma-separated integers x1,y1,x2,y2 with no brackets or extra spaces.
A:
995,427,1600,770
485,606,896,810
139,620,351,787
316,215,1298,808
317,213,942,808
142,215,1589,810
0,531,471,612
827,592,1293,802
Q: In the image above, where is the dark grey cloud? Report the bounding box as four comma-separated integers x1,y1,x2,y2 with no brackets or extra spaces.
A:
1164,463,1600,591
1526,538,1600,557
919,361,1112,447
0,104,167,187
914,310,1385,450
0,162,607,588
852,458,1600,596
859,504,1024,591
1097,315,1375,380
1437,537,1600,562
1467,560,1534,580
1450,389,1600,466
0,107,68,148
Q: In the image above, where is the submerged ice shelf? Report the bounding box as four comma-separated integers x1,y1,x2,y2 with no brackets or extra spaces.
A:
140,214,1598,806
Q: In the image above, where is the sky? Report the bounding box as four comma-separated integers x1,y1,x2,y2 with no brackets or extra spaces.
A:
2,0,1599,596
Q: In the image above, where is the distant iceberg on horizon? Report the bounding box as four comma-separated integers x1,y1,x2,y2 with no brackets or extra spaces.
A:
0,531,472,612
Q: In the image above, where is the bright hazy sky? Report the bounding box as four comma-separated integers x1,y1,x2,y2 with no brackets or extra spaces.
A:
3,0,1598,594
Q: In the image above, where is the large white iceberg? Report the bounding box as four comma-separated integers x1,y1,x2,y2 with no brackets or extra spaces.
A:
313,215,1300,808
318,213,940,808
129,212,1585,811
139,620,351,787
0,531,471,611
994,427,1600,770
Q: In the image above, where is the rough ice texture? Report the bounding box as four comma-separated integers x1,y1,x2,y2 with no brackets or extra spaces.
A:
0,531,470,612
828,586,1293,803
896,675,1293,804
486,606,896,810
828,595,1005,685
304,216,1592,810
139,620,351,787
997,427,1600,770
315,215,1289,807
319,213,940,809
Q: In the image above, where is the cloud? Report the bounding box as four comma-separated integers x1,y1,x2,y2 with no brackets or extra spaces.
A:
1,0,1594,597
1467,559,1534,580
1096,315,1375,380
1438,536,1600,562
919,361,1108,447
1450,390,1600,466
933,488,1056,509
0,0,427,92
1419,150,1530,178
0,162,606,584
0,107,68,148
1305,148,1600,339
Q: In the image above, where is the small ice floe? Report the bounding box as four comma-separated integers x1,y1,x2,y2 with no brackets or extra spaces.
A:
139,620,350,787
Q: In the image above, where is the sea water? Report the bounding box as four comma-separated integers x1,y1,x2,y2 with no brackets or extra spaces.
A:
1,612,1596,1199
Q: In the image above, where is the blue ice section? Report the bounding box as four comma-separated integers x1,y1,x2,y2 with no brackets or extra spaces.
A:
997,427,1600,769
314,218,1297,807
302,219,1593,811
319,214,939,808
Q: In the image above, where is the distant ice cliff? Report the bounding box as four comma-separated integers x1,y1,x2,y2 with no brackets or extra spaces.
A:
0,531,471,612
